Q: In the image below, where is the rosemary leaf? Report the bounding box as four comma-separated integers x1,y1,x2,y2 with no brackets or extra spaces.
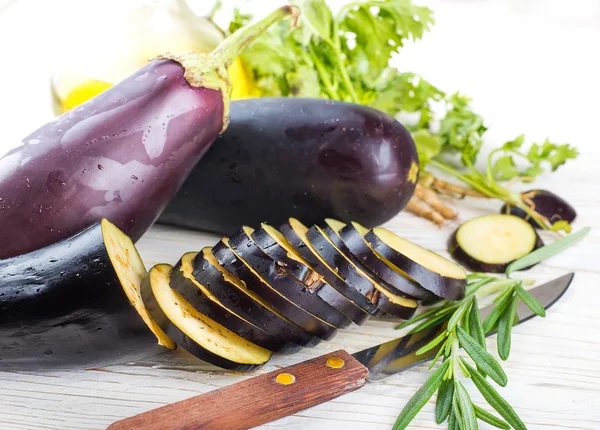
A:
428,339,447,370
515,284,546,317
407,311,453,335
448,410,458,430
448,298,473,332
497,296,519,361
468,297,486,348
473,404,510,429
506,226,590,276
417,331,447,355
483,289,514,333
392,359,450,430
462,359,527,430
456,327,507,386
455,381,478,430
395,303,455,329
436,378,454,424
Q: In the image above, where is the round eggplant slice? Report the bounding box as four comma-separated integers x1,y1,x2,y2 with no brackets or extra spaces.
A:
449,214,544,273
306,225,417,319
142,264,271,372
191,248,307,350
330,220,436,301
211,240,322,346
170,253,299,354
280,218,380,316
367,228,467,300
228,228,346,335
0,219,172,371
251,224,369,325
500,189,577,229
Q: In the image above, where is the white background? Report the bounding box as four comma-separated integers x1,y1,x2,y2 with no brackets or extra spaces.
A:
0,1,599,429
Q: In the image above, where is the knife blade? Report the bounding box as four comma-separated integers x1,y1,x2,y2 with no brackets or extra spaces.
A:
354,272,574,381
108,273,574,430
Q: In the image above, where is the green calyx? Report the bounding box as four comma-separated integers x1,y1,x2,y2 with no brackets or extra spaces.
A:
158,5,300,131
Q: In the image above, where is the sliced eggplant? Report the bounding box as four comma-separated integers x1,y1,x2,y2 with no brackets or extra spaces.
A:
170,253,299,353
449,214,544,273
367,228,467,300
323,219,436,299
305,225,418,319
211,240,323,346
500,189,577,228
191,248,309,349
280,218,380,316
326,219,436,301
142,264,271,372
251,224,369,325
0,219,172,371
228,228,346,336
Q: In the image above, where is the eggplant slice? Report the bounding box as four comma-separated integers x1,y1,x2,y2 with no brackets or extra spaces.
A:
212,240,324,345
327,220,436,301
0,219,172,371
251,224,369,325
500,189,577,228
306,225,417,319
227,228,345,337
367,228,467,300
191,248,309,349
142,264,271,372
171,253,299,353
280,218,380,316
449,214,543,273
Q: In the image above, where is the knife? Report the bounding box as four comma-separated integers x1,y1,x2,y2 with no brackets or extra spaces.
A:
108,273,574,430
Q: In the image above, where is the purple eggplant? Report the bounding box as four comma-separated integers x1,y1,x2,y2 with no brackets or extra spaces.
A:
0,6,299,259
500,189,576,229
158,98,420,236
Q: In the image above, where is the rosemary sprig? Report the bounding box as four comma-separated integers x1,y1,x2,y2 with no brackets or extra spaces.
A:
394,275,541,429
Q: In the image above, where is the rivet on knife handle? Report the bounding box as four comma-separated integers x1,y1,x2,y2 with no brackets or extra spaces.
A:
108,350,368,430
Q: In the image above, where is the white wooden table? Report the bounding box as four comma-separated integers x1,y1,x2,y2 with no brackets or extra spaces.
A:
1,1,599,429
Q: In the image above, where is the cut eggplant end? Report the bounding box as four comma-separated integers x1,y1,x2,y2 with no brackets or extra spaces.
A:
500,189,577,229
449,214,543,273
149,264,272,369
368,227,467,300
101,219,176,350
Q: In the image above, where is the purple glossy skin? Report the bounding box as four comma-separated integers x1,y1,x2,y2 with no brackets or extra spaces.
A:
159,98,420,236
0,60,223,259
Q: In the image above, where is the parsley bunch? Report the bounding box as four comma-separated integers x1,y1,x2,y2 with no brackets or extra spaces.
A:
226,0,578,229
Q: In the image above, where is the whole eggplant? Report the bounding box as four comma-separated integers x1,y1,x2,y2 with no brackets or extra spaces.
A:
159,98,419,235
0,7,298,259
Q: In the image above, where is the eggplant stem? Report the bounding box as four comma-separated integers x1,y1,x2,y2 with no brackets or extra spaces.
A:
211,6,300,68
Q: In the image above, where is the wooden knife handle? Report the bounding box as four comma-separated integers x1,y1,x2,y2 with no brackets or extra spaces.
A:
108,350,368,430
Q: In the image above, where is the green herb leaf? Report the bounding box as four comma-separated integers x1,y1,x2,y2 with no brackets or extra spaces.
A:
515,284,546,317
456,327,507,387
301,0,334,42
483,289,514,333
396,303,456,330
455,381,478,430
416,330,447,355
462,360,526,430
436,379,454,424
407,311,453,335
448,409,458,430
392,359,450,430
448,298,473,332
506,227,591,275
497,297,518,360
468,297,486,348
492,155,519,181
413,129,442,167
473,405,510,429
